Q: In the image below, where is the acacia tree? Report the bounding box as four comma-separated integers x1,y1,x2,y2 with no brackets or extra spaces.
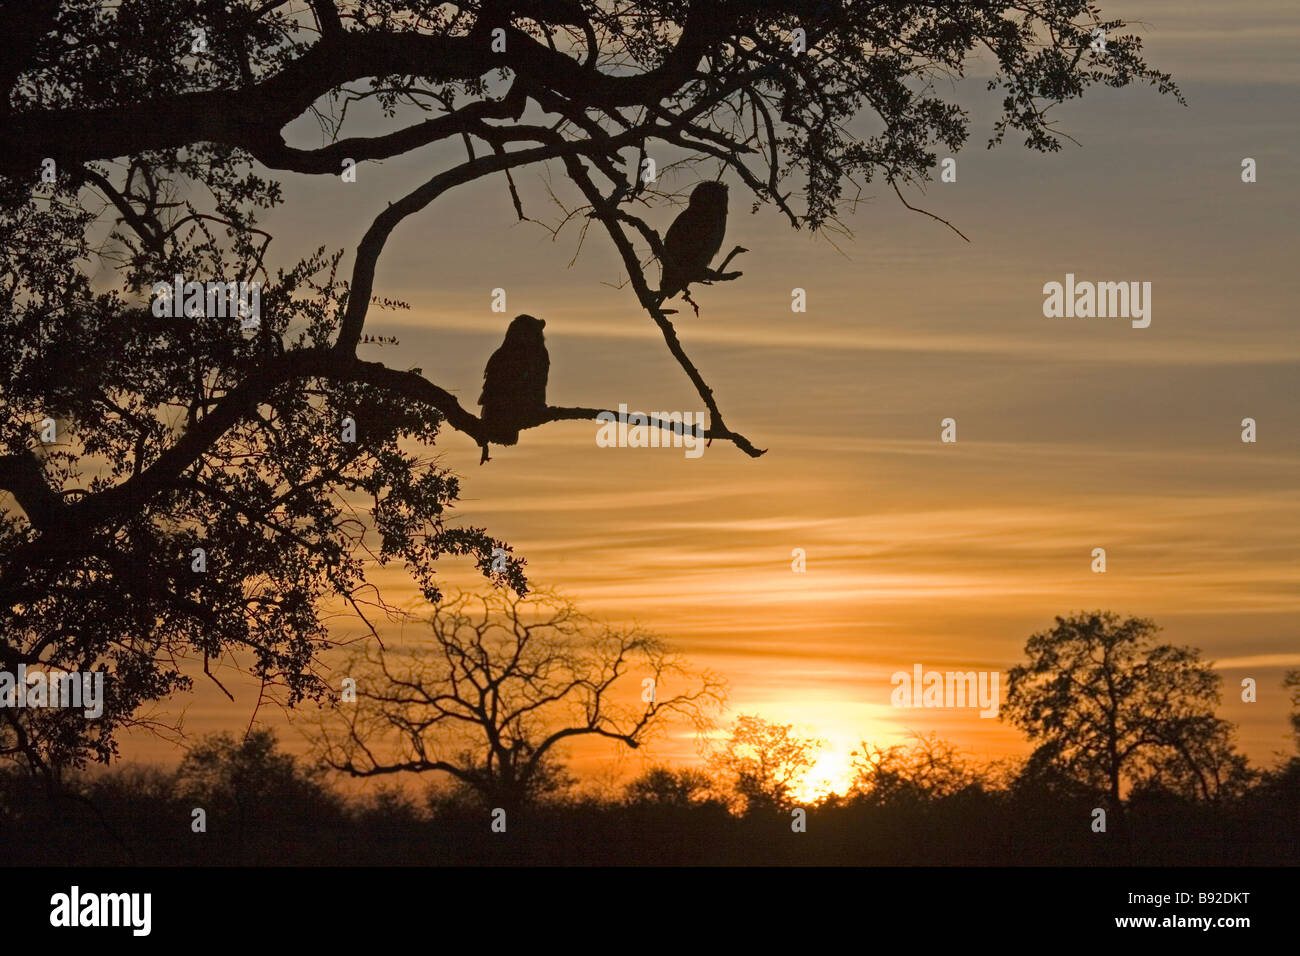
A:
0,0,1179,775
1003,612,1248,816
313,588,724,811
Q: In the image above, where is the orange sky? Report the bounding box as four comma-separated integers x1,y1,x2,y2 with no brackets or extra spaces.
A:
114,1,1300,794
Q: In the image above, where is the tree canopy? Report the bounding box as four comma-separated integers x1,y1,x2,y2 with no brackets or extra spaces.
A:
1003,612,1249,811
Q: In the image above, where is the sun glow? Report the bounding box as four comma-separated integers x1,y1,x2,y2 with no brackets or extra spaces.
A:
794,747,857,803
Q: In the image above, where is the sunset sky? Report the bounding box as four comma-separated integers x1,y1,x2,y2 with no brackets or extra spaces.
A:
116,0,1300,795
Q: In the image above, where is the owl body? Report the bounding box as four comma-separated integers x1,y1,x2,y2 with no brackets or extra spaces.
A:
658,182,729,301
478,314,549,445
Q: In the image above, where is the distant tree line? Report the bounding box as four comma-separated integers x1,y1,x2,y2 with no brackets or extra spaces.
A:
1,606,1295,865
2,718,1295,866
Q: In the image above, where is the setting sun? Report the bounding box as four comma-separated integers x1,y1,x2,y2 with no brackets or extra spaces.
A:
796,747,857,803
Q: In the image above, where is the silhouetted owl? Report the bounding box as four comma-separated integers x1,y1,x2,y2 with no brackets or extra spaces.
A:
658,181,729,301
478,314,549,446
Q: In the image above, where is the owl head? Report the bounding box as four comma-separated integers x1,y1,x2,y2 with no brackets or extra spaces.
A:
505,313,546,342
688,181,728,212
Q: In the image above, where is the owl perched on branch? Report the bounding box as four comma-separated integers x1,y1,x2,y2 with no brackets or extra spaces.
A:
657,181,730,302
478,314,549,446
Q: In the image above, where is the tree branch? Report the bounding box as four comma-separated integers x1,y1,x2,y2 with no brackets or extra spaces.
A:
0,11,723,177
560,155,766,458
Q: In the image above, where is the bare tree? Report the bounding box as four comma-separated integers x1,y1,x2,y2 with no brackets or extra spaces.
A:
313,588,724,811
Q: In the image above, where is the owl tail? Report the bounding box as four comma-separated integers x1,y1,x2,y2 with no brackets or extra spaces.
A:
658,261,685,302
657,274,682,302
